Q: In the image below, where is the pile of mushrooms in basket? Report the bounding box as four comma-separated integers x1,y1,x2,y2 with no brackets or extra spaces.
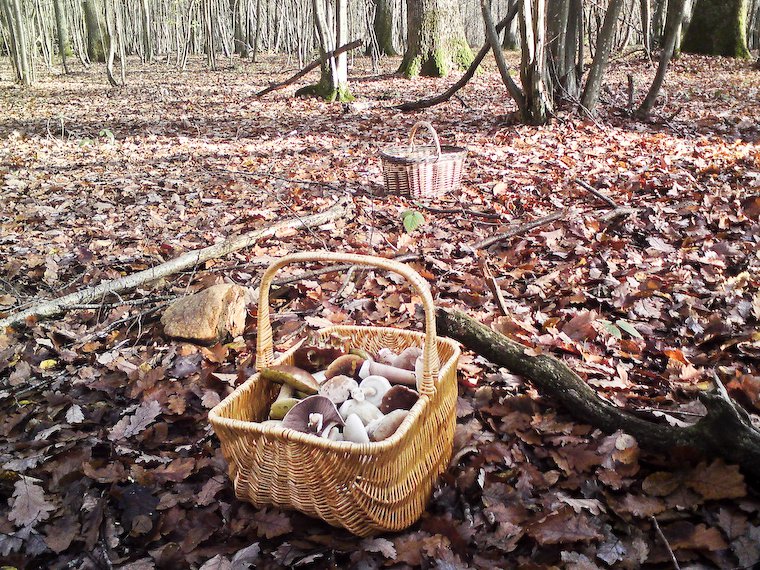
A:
260,342,423,444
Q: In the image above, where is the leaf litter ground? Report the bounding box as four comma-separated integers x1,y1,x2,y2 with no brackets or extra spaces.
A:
0,53,759,569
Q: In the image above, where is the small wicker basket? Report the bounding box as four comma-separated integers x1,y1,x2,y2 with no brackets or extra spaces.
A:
380,121,466,199
208,252,460,536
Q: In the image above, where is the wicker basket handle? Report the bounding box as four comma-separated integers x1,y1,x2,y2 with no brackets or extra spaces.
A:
408,121,442,159
256,252,441,396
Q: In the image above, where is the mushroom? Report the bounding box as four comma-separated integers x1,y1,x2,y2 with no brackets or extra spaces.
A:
338,391,383,425
358,375,392,407
269,384,301,420
324,424,344,441
376,348,397,365
325,354,365,380
367,409,409,442
349,348,372,360
359,360,416,386
293,345,344,372
379,385,419,414
312,371,327,384
342,413,370,444
259,419,283,429
319,375,359,405
261,365,319,395
282,395,344,436
391,347,423,371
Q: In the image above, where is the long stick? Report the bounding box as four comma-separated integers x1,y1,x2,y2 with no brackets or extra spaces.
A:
0,198,354,329
256,39,362,97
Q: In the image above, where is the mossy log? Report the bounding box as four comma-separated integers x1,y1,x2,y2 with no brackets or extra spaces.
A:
436,308,760,480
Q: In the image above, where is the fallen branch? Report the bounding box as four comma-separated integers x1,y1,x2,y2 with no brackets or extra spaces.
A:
0,198,354,330
436,308,760,480
396,4,517,112
256,39,362,97
574,179,619,208
472,210,566,250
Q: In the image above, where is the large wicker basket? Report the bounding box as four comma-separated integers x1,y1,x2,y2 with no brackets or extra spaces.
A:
208,252,460,536
380,121,467,199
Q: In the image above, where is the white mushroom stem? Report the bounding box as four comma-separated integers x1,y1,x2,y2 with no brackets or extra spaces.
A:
359,359,417,386
308,412,324,433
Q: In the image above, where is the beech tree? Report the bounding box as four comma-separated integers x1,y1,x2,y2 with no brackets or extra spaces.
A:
398,0,474,78
682,0,751,58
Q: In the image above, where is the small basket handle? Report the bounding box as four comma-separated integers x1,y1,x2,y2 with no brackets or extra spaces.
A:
408,121,442,159
256,252,441,396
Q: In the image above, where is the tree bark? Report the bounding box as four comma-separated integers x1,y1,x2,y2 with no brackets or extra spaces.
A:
372,0,397,56
53,0,70,74
580,0,625,114
636,0,688,117
502,0,519,49
1,0,33,85
398,0,474,78
519,0,553,125
140,0,153,61
640,0,652,56
0,198,354,331
82,0,106,63
436,308,760,481
682,0,751,58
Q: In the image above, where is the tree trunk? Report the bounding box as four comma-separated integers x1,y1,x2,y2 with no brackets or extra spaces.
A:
682,0,750,58
372,0,397,55
502,0,519,49
640,0,652,55
140,0,153,62
398,0,474,78
296,0,353,101
519,0,553,125
580,0,625,114
103,0,118,86
53,0,70,74
82,0,106,62
652,0,667,46
636,0,688,117
2,0,33,85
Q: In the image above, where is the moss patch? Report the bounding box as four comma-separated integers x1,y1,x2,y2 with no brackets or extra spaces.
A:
295,81,354,102
682,0,750,58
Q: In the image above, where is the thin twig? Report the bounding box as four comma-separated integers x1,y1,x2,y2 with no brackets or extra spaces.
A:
574,179,619,208
651,516,681,570
480,258,509,317
414,202,504,220
472,210,566,250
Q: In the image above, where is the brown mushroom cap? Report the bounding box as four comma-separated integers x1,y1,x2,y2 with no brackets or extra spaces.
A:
325,354,365,380
367,409,409,442
319,375,359,405
379,385,419,414
261,365,319,394
282,395,344,434
293,345,345,372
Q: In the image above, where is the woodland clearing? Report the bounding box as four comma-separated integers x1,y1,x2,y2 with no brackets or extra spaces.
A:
1,52,760,569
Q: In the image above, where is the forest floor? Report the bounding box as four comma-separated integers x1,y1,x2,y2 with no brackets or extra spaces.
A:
1,52,759,569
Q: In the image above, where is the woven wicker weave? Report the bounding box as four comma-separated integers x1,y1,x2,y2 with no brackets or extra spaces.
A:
208,252,460,536
380,121,466,198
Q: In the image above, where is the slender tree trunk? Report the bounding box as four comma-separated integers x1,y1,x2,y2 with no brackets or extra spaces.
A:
682,0,750,58
502,0,519,49
519,0,553,125
3,0,33,84
640,0,651,55
399,0,474,78
652,0,667,46
103,0,118,86
580,0,625,113
140,0,152,61
636,0,688,117
53,0,70,73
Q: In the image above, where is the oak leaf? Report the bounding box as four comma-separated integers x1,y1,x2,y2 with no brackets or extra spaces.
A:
8,477,56,529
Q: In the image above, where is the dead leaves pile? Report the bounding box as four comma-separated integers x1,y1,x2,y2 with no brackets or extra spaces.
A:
1,53,760,568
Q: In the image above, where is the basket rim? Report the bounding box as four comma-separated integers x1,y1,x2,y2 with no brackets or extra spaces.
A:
209,325,461,456
379,144,467,164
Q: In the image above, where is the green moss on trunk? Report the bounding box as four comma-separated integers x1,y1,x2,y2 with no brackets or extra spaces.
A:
682,0,750,58
295,81,354,102
399,37,473,78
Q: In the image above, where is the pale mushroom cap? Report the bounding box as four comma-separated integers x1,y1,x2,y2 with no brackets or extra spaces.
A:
342,413,370,444
358,375,393,407
319,375,360,404
338,399,383,425
392,346,423,371
368,409,409,442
